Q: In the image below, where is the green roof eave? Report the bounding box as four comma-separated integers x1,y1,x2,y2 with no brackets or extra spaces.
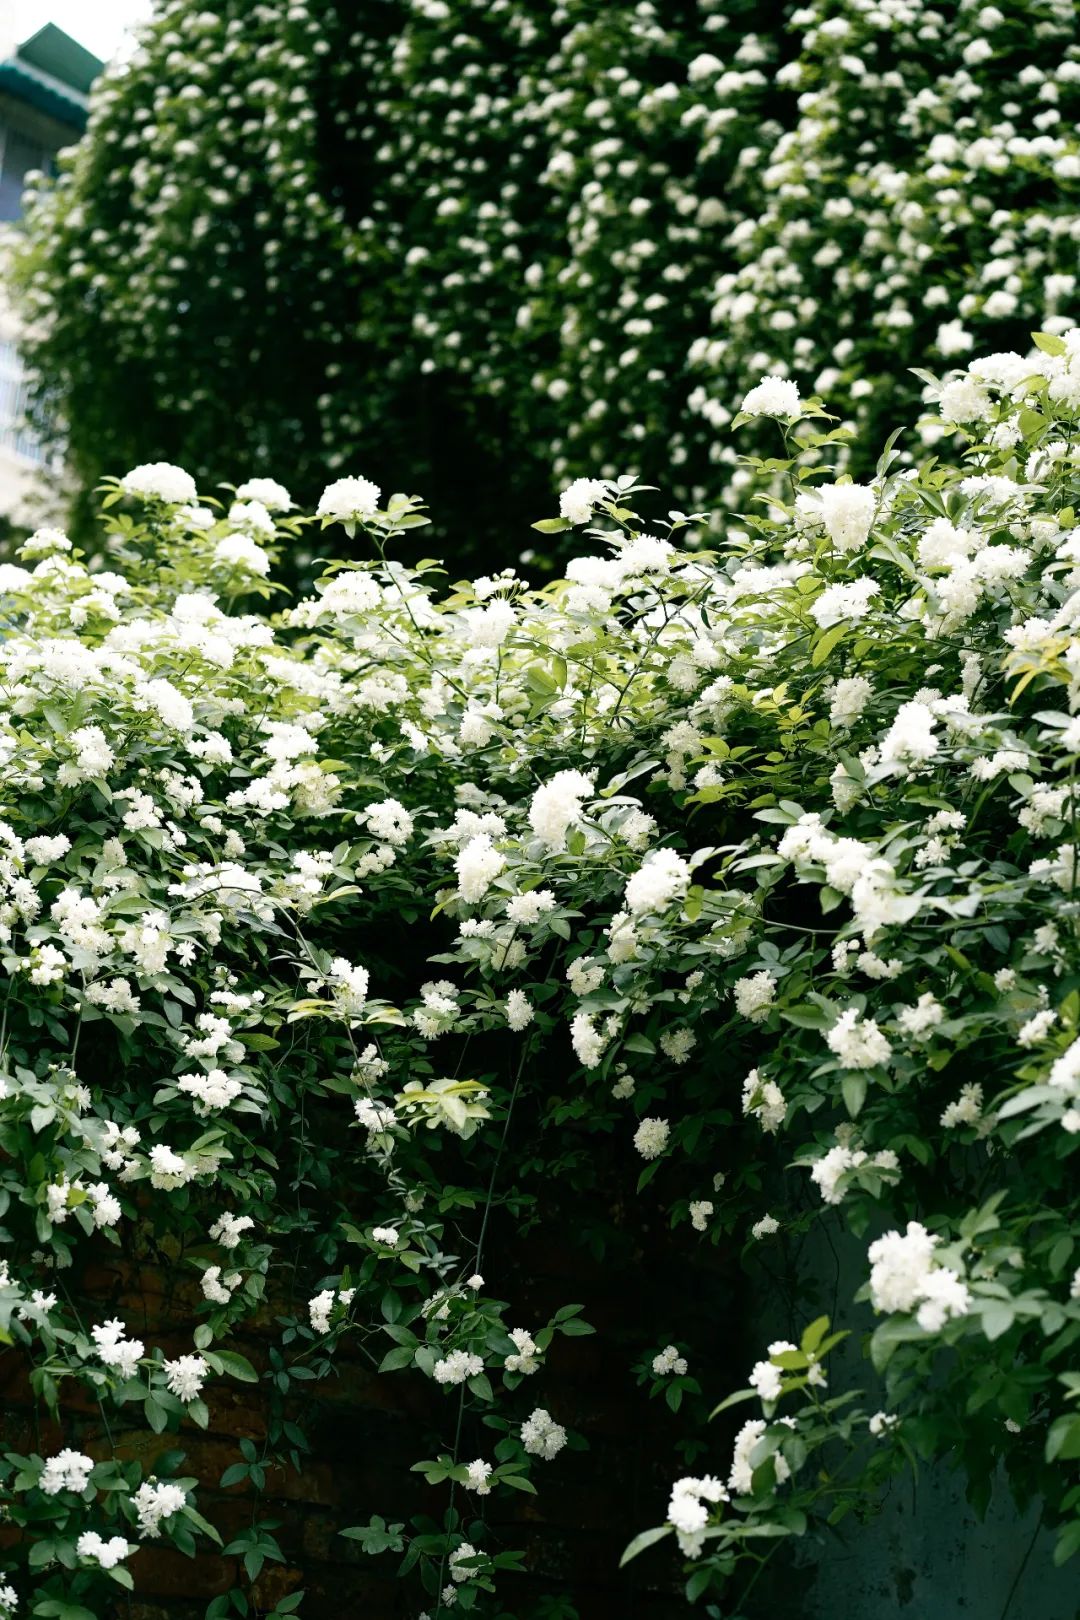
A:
0,59,90,133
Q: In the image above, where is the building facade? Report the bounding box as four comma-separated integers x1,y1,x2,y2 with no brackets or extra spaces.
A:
0,22,102,524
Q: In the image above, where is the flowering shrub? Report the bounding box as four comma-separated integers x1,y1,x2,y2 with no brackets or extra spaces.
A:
12,0,1080,550
4,328,1080,1615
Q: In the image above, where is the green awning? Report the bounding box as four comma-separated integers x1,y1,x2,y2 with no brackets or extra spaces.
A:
0,24,105,134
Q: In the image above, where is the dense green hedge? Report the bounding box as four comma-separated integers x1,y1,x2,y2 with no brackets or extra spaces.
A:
13,0,1080,555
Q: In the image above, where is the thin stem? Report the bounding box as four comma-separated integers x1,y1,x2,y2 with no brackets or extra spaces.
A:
999,1503,1043,1620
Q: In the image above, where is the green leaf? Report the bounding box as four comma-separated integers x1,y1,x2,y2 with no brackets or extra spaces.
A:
1032,330,1067,357
1053,1519,1080,1566
1047,1416,1080,1462
144,1393,170,1433
980,1301,1014,1342
870,1315,925,1373
841,1071,867,1118
619,1524,672,1568
710,1387,758,1417
213,1350,259,1384
811,622,846,668
800,1316,830,1355
183,1505,224,1546
378,1346,415,1372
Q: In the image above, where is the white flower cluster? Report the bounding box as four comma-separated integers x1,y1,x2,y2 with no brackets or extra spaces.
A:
520,1408,567,1460
0,320,1079,1608
868,1222,972,1333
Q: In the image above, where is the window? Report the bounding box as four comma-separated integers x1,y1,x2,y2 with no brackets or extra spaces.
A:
0,339,47,464
0,124,54,222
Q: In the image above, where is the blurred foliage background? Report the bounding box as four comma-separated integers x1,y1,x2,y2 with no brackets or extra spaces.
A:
11,0,1080,560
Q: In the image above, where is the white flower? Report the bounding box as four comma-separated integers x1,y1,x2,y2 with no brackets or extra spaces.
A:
92,1319,145,1379
751,1214,779,1240
528,770,594,850
372,1226,399,1247
138,676,194,733
321,959,367,1018
687,52,722,80
689,1199,713,1232
317,475,381,522
177,1069,242,1113
624,848,691,916
667,1473,728,1558
202,1265,242,1305
1017,1009,1056,1047
121,462,197,503
235,477,292,510
897,993,944,1039
826,1008,892,1069
132,1480,187,1538
570,1010,608,1069
506,889,556,924
505,1327,540,1374
521,1407,567,1459
163,1354,208,1402
879,701,939,773
22,525,70,557
433,1349,484,1385
741,1068,786,1132
559,476,611,524
869,1411,898,1437
365,798,414,845
464,1459,492,1494
25,834,71,864
868,1221,970,1329
468,597,517,646
214,533,270,576
749,1358,784,1403
309,1287,350,1332
820,483,875,551
449,1543,478,1583
41,1449,95,1496
734,972,775,1023
915,1267,972,1332
829,676,872,728
69,724,115,778
77,1531,131,1568
455,834,505,902
505,989,534,1031
634,1116,670,1160
660,1027,696,1064
811,578,880,628
807,1143,892,1206
88,1183,122,1228
729,1418,790,1494
937,376,992,423
740,376,802,418
209,1213,255,1250
652,1344,688,1376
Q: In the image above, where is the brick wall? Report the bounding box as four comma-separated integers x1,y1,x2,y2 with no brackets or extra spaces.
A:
1,1180,746,1619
